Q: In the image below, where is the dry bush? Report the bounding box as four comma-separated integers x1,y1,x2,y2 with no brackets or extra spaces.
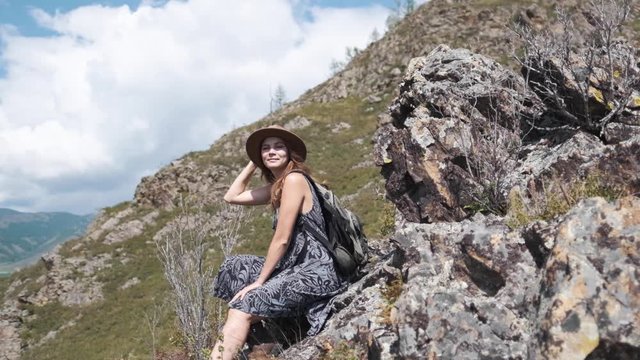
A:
155,199,246,360
458,96,522,215
155,200,214,360
515,0,639,138
214,203,245,257
145,298,169,360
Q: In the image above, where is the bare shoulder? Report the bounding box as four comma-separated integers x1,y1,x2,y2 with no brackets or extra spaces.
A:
282,172,307,188
283,173,314,197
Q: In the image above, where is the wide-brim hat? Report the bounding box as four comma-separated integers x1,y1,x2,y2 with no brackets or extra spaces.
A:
245,125,307,169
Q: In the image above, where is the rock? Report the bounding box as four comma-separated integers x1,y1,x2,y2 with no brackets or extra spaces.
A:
365,94,383,104
22,252,111,307
0,319,21,360
119,277,140,290
374,45,540,223
4,279,24,297
603,122,640,144
280,242,405,359
103,210,158,244
392,215,537,359
134,159,228,209
351,159,374,169
87,207,134,241
0,298,22,360
330,122,351,133
104,220,143,244
375,46,640,225
281,196,640,359
390,67,402,76
533,197,640,359
283,116,311,130
503,131,640,209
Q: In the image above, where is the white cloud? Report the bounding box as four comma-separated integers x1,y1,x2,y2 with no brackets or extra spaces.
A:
0,0,389,214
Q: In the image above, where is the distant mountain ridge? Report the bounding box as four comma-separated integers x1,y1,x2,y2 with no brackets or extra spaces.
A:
0,208,93,274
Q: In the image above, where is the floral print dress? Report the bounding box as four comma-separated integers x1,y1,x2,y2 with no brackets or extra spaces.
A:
212,177,348,336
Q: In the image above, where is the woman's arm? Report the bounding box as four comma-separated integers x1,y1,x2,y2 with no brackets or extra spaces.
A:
224,161,271,205
231,172,307,301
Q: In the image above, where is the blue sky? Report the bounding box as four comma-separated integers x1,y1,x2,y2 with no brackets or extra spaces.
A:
0,0,399,36
0,0,423,214
0,1,136,36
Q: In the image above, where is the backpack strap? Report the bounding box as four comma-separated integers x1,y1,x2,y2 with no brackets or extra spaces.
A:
286,170,336,255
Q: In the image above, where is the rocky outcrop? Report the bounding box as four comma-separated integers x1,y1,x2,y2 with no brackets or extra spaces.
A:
278,241,404,359
134,159,229,210
374,45,640,224
87,207,134,241
103,210,158,244
373,45,541,223
281,196,640,359
20,250,110,307
0,299,23,360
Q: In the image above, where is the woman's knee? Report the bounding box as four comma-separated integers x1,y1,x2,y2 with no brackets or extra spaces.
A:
227,309,263,324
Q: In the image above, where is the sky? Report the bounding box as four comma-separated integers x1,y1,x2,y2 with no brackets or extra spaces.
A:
0,0,425,215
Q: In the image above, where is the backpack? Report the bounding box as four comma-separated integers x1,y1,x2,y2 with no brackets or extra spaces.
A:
293,171,369,276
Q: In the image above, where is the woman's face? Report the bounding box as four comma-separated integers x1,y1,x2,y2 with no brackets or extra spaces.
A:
261,137,289,171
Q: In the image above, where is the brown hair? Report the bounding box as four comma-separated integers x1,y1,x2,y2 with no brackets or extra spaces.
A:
260,149,312,209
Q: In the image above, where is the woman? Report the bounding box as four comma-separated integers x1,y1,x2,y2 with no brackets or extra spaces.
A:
211,125,348,360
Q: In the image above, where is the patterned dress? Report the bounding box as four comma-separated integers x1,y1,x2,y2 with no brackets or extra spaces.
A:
212,176,348,336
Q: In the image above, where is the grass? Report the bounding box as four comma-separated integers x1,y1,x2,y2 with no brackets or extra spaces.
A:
20,227,175,360
320,339,365,360
102,201,132,218
1,260,48,298
17,198,253,359
506,173,626,229
0,276,9,297
380,278,403,325
632,17,640,33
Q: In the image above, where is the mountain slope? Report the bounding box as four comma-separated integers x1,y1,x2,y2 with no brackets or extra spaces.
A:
0,1,638,359
0,209,93,275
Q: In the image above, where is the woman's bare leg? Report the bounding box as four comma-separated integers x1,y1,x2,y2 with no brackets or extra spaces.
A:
210,309,255,360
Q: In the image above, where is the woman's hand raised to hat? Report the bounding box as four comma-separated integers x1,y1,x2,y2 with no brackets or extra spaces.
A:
223,161,271,205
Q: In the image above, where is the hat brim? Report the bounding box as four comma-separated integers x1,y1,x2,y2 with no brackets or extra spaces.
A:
245,127,307,169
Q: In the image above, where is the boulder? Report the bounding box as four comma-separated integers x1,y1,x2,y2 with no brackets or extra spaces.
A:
532,197,640,359
391,215,538,359
374,45,541,223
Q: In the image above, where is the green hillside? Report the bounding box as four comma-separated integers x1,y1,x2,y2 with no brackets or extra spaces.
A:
7,94,393,360
0,209,93,275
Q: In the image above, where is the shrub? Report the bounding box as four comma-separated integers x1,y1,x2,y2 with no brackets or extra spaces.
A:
155,197,246,360
515,0,639,138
